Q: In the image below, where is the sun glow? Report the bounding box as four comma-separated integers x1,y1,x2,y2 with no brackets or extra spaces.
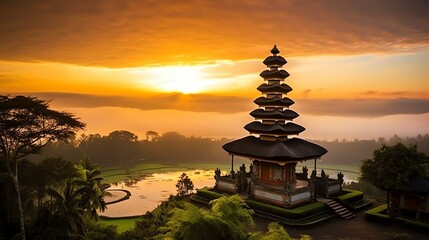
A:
145,66,211,94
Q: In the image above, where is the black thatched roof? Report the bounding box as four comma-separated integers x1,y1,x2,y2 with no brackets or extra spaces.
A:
250,109,299,120
244,121,305,135
407,176,429,193
257,83,292,94
259,69,290,79
263,56,287,67
254,96,295,107
222,136,328,162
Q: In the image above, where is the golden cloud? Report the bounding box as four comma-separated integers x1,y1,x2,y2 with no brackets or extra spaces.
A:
6,92,429,117
1,0,428,67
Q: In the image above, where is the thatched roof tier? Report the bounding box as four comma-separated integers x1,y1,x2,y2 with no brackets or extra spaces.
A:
263,55,287,67
254,96,295,107
259,69,290,80
250,109,299,120
223,136,327,162
257,83,292,94
244,121,305,135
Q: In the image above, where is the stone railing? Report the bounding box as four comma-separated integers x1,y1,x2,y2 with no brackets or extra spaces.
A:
214,164,252,194
288,186,312,206
311,169,344,197
252,181,313,208
214,167,345,206
215,175,238,193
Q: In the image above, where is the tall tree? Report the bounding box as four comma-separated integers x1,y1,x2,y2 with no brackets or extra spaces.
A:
146,130,159,142
0,95,85,240
360,143,429,211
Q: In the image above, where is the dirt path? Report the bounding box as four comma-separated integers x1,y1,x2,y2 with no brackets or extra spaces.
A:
253,211,428,240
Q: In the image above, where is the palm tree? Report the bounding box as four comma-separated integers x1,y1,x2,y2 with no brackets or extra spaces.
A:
74,158,110,219
47,180,86,238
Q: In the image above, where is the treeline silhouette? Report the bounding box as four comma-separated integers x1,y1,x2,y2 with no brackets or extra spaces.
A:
28,131,429,168
28,131,231,167
313,134,429,166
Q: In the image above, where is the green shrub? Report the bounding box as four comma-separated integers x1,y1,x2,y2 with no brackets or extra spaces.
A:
245,200,326,219
335,189,363,204
364,204,391,222
196,188,224,200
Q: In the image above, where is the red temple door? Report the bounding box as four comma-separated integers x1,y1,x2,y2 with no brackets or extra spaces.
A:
260,162,271,182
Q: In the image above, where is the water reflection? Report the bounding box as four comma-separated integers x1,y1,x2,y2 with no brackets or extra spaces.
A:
101,169,216,217
102,168,358,217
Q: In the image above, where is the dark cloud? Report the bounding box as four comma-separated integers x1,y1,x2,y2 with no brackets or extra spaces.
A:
0,0,428,67
296,98,429,117
6,92,429,117
360,91,412,97
20,92,254,114
302,89,312,98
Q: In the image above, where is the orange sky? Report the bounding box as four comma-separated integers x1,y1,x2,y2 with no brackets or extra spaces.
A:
1,0,429,140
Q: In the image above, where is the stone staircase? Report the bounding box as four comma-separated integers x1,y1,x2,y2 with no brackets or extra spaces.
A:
324,199,355,220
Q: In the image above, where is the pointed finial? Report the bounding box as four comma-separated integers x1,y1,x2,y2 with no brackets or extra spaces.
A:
271,45,280,55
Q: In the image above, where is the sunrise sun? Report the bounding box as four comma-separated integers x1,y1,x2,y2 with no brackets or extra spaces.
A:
145,66,210,94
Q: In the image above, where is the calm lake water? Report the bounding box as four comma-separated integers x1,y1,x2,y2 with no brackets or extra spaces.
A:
102,169,216,217
101,167,359,217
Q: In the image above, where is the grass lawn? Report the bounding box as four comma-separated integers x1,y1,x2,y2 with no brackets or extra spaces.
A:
99,217,140,233
128,163,181,172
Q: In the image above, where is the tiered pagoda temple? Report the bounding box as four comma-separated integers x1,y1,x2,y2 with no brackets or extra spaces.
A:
215,45,344,207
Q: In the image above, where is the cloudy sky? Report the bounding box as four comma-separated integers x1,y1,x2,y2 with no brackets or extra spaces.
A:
1,0,428,140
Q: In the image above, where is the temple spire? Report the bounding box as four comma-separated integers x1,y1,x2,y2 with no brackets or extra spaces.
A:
271,44,280,55
223,45,327,162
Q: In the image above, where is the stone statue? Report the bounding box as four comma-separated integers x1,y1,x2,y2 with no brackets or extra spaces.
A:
230,169,236,179
302,166,308,179
310,170,317,180
214,168,221,181
239,164,248,193
321,169,326,178
337,171,344,185
240,163,246,173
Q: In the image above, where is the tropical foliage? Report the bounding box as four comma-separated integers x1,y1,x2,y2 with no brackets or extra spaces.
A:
248,222,311,240
74,159,111,219
118,195,184,239
157,195,254,240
